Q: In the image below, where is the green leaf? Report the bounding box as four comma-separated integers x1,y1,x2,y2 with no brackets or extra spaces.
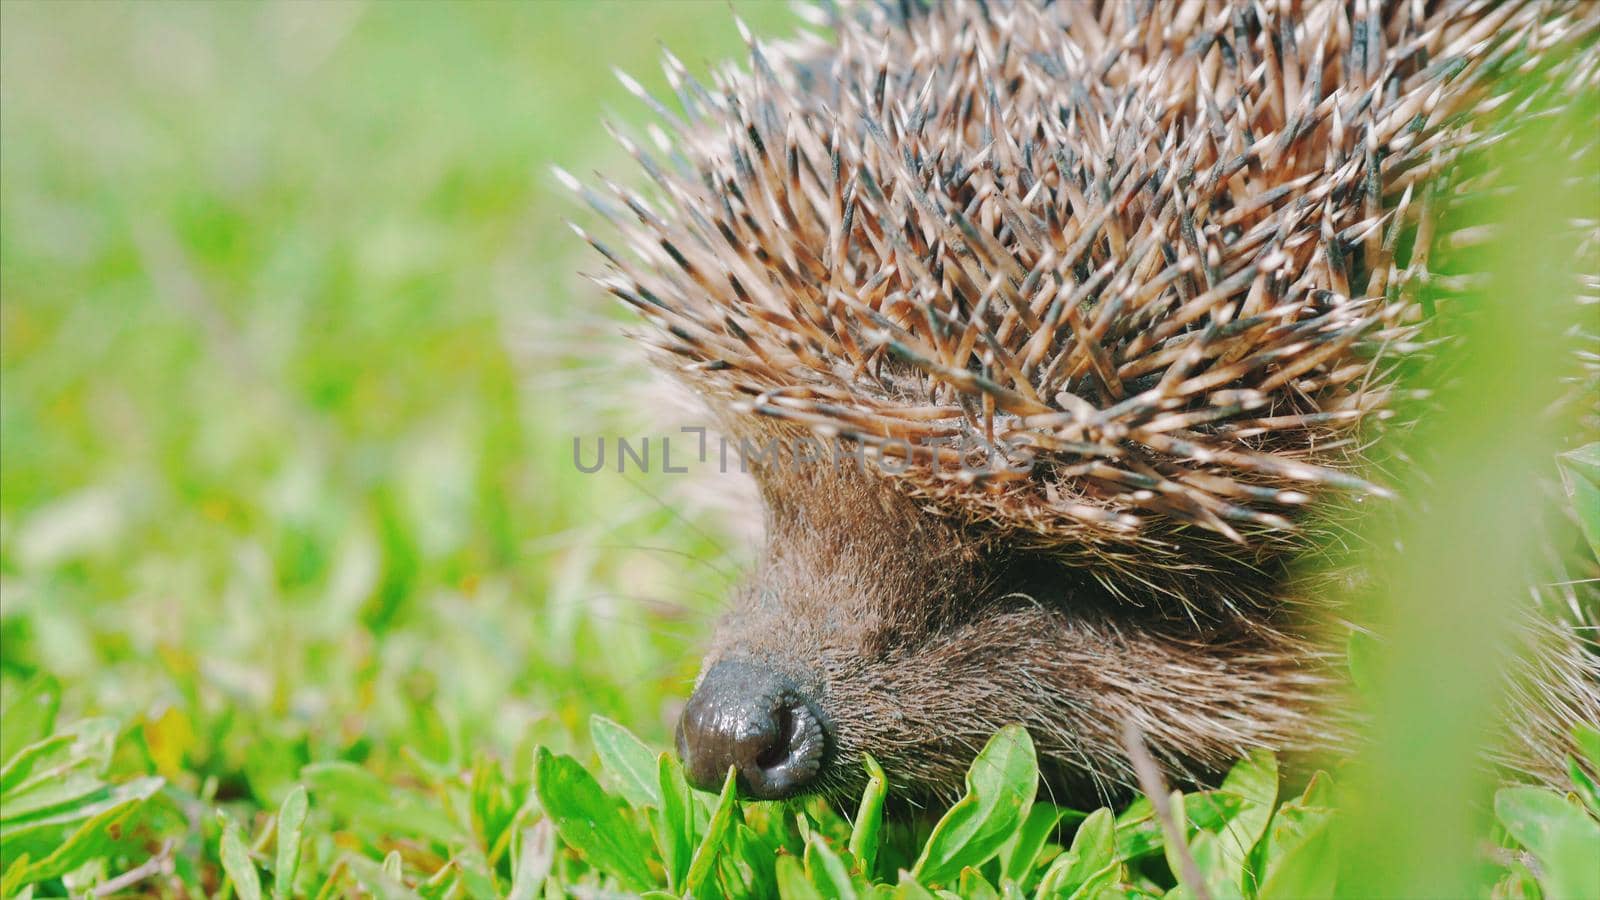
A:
733,823,778,899
685,765,739,897
1161,791,1247,900
468,752,517,858
507,824,554,900
1209,751,1278,894
0,718,118,829
956,866,999,900
1177,829,1250,900
591,715,662,810
1556,443,1600,561
850,754,888,879
441,846,499,900
911,725,1038,887
999,802,1062,885
301,762,461,845
0,772,109,833
1345,631,1380,697
0,854,30,900
1572,724,1600,815
1114,791,1243,859
777,853,823,900
653,752,695,892
1070,806,1117,882
274,786,307,898
531,747,654,892
0,734,73,802
806,835,859,900
895,870,940,900
1493,863,1543,900
800,794,852,848
1255,802,1336,900
1575,723,1600,774
1567,755,1600,819
1495,786,1600,900
1035,806,1116,898
1297,771,1335,808
1062,863,1121,900
344,854,423,900
221,815,264,900
3,776,164,886
0,676,60,766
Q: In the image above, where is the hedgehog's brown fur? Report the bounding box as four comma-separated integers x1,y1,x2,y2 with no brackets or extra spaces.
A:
569,0,1600,800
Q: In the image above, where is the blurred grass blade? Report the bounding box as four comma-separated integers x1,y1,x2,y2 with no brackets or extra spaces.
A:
0,733,76,803
0,718,117,823
468,753,517,861
4,775,164,886
221,815,263,900
0,676,60,765
301,762,461,845
343,855,422,900
507,822,555,900
1333,78,1595,900
274,786,308,898
592,715,662,809
0,854,30,899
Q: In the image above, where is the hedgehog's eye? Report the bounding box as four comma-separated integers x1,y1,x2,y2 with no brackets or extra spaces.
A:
983,553,1121,620
856,617,899,660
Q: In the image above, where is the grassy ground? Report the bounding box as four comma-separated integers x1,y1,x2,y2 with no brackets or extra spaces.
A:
2,3,1597,898
0,3,786,893
2,0,791,779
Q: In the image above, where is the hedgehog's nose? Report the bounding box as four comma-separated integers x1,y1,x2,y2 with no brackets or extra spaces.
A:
676,660,827,799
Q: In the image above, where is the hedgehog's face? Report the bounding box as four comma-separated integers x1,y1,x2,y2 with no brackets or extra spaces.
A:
670,424,1349,803
673,437,1104,800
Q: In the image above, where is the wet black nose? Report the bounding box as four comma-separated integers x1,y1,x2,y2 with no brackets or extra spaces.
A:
675,660,827,799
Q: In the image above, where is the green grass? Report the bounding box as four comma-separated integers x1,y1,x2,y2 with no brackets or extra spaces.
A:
4,699,1598,897
1,3,1598,898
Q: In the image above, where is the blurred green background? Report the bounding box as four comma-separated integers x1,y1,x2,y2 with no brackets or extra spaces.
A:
1,0,793,796
3,3,1597,897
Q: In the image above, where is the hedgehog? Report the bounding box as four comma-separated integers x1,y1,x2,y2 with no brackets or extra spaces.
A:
562,0,1600,803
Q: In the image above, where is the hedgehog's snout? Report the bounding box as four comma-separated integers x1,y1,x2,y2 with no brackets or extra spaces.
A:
676,660,827,799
